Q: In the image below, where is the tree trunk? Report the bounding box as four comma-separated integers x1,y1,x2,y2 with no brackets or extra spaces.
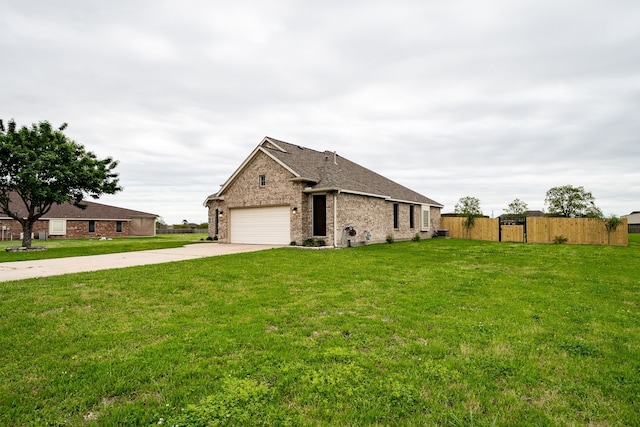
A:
21,222,33,248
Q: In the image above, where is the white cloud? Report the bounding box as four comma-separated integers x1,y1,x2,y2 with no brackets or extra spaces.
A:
2,0,639,223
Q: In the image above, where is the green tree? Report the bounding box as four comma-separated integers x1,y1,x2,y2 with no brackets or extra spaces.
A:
454,196,482,217
544,185,602,218
454,196,482,238
0,119,121,247
504,198,528,216
603,215,623,245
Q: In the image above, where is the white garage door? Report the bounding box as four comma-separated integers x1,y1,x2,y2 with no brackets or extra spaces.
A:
230,206,291,244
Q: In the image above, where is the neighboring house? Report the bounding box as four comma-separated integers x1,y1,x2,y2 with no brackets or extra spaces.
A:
498,210,545,219
0,193,158,240
524,210,545,218
203,137,443,246
622,211,640,233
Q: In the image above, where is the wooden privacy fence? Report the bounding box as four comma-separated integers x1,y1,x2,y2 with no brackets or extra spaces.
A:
441,217,499,241
440,217,628,246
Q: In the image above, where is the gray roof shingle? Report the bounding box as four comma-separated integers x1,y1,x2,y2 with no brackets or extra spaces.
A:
2,192,157,220
261,137,442,206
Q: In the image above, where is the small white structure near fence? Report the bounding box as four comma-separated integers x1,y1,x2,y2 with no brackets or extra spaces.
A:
622,211,640,233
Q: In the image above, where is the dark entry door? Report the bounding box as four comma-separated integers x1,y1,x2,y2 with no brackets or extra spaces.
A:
313,195,327,236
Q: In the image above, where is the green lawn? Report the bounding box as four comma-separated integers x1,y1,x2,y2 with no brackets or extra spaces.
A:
0,233,209,262
1,236,639,426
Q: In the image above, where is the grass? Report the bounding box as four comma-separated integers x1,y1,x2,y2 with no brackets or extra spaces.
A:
1,236,639,426
0,233,209,262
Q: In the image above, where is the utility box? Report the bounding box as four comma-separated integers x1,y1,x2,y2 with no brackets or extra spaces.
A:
39,232,47,240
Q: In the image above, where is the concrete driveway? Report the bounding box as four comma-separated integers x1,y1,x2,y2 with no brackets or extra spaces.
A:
0,243,279,282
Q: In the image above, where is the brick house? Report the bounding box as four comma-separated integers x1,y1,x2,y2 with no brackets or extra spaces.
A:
204,137,443,247
1,193,158,240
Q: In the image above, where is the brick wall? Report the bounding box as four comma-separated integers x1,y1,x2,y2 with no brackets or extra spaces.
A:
430,206,442,234
0,218,129,240
207,150,303,243
1,219,48,241
64,220,129,239
333,193,440,246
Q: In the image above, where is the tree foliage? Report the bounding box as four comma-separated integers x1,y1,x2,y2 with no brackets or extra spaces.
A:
603,215,623,245
0,119,121,247
504,198,528,216
454,196,482,237
544,185,602,218
454,196,482,217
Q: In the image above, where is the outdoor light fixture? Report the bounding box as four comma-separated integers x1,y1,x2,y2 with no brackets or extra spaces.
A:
218,211,224,218
292,207,298,214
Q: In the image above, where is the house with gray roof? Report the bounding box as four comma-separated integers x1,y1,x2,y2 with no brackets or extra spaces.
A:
204,137,443,246
622,211,640,233
1,192,158,240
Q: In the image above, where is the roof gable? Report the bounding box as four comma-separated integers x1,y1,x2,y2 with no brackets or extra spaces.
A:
208,139,300,200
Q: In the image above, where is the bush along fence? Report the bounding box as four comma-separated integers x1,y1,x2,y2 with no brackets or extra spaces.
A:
440,216,628,246
156,228,207,234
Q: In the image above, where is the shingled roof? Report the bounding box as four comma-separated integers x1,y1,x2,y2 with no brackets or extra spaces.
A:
2,192,157,220
212,137,442,206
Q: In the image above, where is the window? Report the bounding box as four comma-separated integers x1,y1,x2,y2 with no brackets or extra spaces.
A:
259,174,266,187
49,219,66,236
88,220,96,233
393,203,399,229
421,206,430,231
409,205,415,229
116,221,123,233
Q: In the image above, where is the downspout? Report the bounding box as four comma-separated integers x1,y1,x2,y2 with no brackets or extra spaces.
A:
333,191,339,247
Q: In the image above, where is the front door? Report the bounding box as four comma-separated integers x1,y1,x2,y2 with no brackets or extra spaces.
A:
313,195,327,236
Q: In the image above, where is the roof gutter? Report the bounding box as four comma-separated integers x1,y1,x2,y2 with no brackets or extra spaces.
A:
289,177,319,184
303,187,389,200
387,197,445,208
303,187,443,207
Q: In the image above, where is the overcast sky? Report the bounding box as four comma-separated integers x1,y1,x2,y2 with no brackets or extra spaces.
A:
2,0,639,224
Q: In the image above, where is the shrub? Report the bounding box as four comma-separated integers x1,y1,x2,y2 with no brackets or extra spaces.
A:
386,234,395,244
553,235,568,244
412,232,421,242
303,238,325,247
